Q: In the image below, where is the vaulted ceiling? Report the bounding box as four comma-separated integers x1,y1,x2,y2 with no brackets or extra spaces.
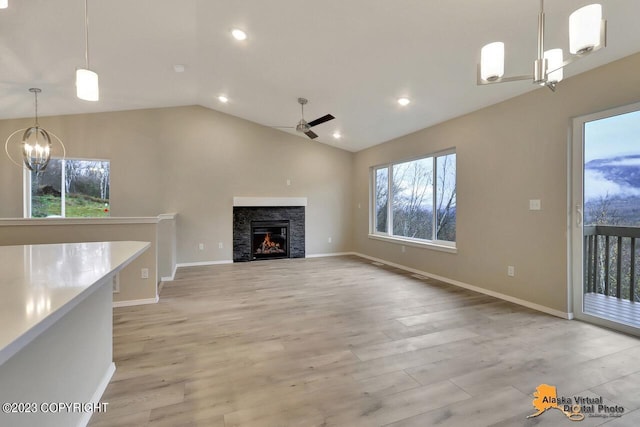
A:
2,0,640,151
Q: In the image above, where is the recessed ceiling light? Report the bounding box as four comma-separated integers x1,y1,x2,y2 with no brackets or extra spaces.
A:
231,29,247,41
218,95,229,103
173,64,185,73
397,97,411,106
332,131,342,140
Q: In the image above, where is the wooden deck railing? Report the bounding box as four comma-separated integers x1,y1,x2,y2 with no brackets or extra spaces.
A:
584,225,640,302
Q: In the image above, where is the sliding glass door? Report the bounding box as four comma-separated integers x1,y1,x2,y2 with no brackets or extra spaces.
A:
571,103,640,334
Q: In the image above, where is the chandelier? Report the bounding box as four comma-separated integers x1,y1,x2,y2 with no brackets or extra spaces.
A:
478,1,606,91
4,88,65,173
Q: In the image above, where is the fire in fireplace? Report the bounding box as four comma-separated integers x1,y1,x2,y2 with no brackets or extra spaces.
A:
251,220,290,260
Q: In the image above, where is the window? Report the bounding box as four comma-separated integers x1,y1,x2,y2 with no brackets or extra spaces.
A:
372,150,456,246
26,158,110,218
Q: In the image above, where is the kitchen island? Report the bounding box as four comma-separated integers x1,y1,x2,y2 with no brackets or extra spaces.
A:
0,241,149,427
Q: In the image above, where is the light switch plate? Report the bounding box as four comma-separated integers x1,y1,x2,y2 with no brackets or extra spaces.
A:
529,199,541,210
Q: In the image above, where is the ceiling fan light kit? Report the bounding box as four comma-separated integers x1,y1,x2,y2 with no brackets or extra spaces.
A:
478,0,606,91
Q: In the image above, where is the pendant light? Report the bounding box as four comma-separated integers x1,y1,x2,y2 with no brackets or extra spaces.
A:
478,1,606,91
0,1,8,10
76,0,99,101
4,89,65,173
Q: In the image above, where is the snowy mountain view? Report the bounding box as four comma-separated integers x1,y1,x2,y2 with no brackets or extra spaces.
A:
583,110,640,227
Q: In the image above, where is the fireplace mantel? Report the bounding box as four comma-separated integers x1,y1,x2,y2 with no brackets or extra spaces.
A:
233,197,307,207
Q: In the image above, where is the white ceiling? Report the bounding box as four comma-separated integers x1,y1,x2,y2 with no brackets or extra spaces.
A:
1,0,640,152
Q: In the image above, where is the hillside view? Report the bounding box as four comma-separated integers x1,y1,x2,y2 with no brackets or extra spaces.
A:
584,154,640,226
583,109,640,304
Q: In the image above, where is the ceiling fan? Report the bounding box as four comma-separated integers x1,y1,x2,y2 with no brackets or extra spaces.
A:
274,98,335,139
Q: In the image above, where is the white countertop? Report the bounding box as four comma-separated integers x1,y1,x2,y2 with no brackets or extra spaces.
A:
0,241,150,366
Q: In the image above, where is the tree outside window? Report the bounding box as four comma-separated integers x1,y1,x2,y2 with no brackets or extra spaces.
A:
373,151,456,244
29,158,110,218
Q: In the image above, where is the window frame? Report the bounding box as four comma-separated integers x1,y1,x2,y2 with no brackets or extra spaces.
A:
370,148,457,253
24,157,111,218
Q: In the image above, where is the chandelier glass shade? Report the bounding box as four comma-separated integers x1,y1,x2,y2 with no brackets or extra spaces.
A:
480,42,505,82
4,88,65,173
478,1,606,91
543,48,563,83
569,4,603,54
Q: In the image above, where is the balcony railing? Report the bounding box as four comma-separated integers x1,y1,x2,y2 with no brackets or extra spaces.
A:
584,225,640,303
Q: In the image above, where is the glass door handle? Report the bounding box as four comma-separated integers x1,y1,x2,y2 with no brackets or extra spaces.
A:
576,205,582,226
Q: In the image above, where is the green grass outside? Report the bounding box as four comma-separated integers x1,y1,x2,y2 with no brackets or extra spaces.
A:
32,194,109,218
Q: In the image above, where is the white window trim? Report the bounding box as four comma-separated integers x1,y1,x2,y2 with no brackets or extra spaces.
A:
370,148,457,250
368,233,458,253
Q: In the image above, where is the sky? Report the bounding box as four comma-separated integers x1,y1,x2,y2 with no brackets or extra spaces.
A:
584,109,640,163
584,108,640,201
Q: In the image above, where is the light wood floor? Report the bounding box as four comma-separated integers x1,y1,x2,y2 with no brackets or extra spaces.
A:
89,256,640,427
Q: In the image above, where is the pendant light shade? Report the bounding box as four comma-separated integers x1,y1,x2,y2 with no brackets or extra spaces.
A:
76,68,99,101
76,0,99,101
544,48,563,83
480,42,505,82
0,0,8,10
569,4,602,54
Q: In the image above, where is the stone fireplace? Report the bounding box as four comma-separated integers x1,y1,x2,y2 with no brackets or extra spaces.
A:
233,197,306,262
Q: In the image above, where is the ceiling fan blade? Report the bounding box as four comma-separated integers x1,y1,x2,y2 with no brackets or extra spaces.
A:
272,126,296,129
307,114,335,127
304,130,319,139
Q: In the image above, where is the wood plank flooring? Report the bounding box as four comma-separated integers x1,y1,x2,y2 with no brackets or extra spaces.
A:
89,256,640,426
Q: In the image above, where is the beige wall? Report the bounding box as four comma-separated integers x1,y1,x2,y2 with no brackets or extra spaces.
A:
353,52,640,315
0,106,354,263
2,52,640,315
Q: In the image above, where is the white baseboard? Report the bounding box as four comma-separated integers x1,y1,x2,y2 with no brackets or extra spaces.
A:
353,252,573,320
176,260,233,268
306,252,356,258
80,362,115,427
160,264,178,282
113,296,159,308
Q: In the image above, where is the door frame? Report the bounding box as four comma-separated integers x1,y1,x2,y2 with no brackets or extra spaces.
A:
569,101,640,336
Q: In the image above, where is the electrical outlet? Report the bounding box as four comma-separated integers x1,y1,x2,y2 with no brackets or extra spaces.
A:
218,242,223,249
401,245,406,253
358,203,361,209
507,266,515,277
199,243,204,250
112,274,120,293
529,199,541,210
286,179,291,186
328,237,332,243
141,268,149,279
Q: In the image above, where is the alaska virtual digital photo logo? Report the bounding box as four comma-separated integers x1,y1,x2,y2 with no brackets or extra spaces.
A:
527,384,625,422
